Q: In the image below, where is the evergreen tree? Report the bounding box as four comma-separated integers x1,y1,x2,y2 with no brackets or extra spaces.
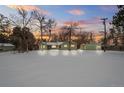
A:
112,5,124,49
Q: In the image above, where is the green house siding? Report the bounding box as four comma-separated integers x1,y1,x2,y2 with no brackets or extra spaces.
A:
80,44,101,50
86,44,96,50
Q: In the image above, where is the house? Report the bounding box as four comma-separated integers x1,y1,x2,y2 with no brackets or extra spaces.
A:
80,43,101,50
40,42,78,50
41,42,63,50
0,43,15,51
60,42,77,50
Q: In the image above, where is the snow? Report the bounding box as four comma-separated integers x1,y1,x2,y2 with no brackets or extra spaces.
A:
0,50,124,87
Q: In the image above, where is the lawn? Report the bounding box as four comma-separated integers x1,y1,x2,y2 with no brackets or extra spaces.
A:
0,50,124,87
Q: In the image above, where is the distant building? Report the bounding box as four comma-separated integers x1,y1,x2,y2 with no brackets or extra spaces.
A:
0,43,15,51
41,42,78,50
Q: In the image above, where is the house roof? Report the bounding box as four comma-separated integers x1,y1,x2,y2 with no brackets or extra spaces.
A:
42,42,64,46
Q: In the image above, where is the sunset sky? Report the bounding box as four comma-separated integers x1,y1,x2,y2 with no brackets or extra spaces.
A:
0,5,117,32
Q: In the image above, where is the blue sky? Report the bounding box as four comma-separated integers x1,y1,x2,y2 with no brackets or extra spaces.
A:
39,5,117,21
0,5,118,32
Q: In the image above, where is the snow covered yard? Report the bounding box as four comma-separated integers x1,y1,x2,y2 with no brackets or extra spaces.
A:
0,50,124,87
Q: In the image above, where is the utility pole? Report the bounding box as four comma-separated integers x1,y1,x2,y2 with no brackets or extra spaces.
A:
101,18,108,52
69,26,72,51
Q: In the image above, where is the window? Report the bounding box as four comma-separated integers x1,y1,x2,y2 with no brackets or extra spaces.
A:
64,44,67,48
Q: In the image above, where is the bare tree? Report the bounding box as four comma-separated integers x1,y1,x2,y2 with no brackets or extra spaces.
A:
9,8,33,28
0,14,11,45
0,14,10,32
9,8,35,52
61,22,79,50
45,19,56,42
32,10,56,49
76,31,89,49
32,10,46,49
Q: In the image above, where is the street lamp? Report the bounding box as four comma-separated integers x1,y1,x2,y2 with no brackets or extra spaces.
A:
101,18,108,52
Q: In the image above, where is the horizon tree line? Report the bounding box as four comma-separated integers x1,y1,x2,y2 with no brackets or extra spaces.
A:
1,6,123,52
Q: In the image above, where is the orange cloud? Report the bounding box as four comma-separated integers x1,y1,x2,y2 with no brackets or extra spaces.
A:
7,5,50,15
39,9,51,15
68,9,85,16
7,5,39,11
